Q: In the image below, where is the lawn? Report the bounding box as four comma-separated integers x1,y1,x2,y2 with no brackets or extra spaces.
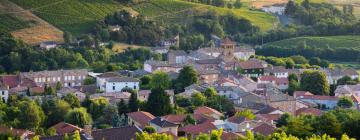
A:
112,43,147,53
10,0,123,35
263,35,360,50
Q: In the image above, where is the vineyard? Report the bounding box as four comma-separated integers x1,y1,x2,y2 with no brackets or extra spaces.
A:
10,0,123,35
263,35,360,50
132,0,276,31
0,14,32,32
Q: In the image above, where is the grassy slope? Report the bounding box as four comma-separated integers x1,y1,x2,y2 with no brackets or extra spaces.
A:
10,0,123,35
263,35,360,50
133,0,277,31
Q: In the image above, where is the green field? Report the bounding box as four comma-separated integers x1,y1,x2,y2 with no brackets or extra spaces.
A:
263,35,360,50
10,0,123,35
0,14,33,32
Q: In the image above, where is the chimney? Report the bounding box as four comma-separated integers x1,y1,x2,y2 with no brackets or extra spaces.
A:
83,125,92,136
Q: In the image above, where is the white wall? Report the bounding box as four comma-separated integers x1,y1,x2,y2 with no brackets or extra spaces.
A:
0,90,9,103
105,82,139,92
144,63,153,73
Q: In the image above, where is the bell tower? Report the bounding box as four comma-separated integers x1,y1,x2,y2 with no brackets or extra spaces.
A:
220,38,235,62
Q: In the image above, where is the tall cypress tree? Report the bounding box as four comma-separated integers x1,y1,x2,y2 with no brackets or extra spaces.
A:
145,88,172,116
128,92,139,112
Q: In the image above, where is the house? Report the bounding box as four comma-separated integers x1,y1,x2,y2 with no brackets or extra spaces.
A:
261,4,286,15
138,90,174,104
143,60,183,73
50,122,83,135
187,51,216,61
0,86,9,103
20,69,88,87
40,126,141,140
149,117,178,136
91,92,131,104
168,50,187,64
40,41,57,50
335,84,360,97
264,66,288,78
0,75,20,88
258,76,288,91
179,121,217,138
225,116,259,132
159,37,178,48
103,77,140,93
252,123,276,136
57,87,86,101
96,72,121,90
0,126,35,140
295,107,323,116
294,91,339,109
256,106,284,115
150,47,169,54
197,69,219,84
161,114,187,126
238,59,266,77
127,111,155,129
194,106,223,120
322,68,359,85
256,114,282,125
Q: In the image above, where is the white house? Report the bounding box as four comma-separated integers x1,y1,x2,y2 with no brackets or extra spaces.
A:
40,41,57,50
0,86,9,103
104,77,140,93
261,4,286,15
264,66,288,78
149,117,178,136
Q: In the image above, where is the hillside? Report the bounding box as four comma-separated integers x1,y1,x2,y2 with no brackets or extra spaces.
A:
0,0,63,45
7,0,276,36
263,35,360,50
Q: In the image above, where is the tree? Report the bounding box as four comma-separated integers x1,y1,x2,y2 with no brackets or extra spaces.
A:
184,114,196,125
234,0,242,9
174,66,198,93
88,97,109,120
290,55,308,64
288,79,300,96
44,85,55,95
16,100,45,129
204,87,217,97
235,109,256,120
72,130,81,140
337,97,354,108
146,88,172,116
150,71,171,89
56,82,62,90
313,113,342,137
128,92,139,112
63,32,74,45
117,99,129,116
63,94,80,108
309,57,321,66
136,132,173,140
300,70,330,95
83,77,95,85
302,0,310,9
285,0,297,15
143,126,156,133
140,75,152,90
63,133,69,140
282,116,313,138
337,76,357,85
65,107,92,127
43,99,71,127
191,92,206,107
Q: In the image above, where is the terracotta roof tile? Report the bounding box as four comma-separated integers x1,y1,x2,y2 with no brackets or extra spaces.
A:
238,59,264,70
252,123,276,136
227,116,250,124
51,122,83,135
194,106,223,117
161,115,186,124
0,75,19,88
295,108,323,116
127,111,155,129
179,121,217,135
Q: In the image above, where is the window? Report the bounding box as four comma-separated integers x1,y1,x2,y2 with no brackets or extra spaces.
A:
58,77,61,81
113,86,115,90
53,77,56,82
134,86,137,89
65,76,68,81
72,76,75,80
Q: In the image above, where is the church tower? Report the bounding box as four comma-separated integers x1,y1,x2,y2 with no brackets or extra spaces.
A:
219,37,235,62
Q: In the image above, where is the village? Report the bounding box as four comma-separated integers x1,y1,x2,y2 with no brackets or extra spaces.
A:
1,36,359,140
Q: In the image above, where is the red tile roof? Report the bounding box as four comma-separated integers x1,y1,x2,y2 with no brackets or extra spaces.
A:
299,95,339,101
0,126,34,138
127,111,155,129
0,75,19,88
31,86,44,94
275,78,289,85
227,116,250,124
259,76,276,82
221,132,243,140
256,114,281,123
50,122,83,135
295,108,323,116
252,123,276,136
179,121,217,135
161,114,186,124
194,106,223,117
238,60,264,70
294,91,313,97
